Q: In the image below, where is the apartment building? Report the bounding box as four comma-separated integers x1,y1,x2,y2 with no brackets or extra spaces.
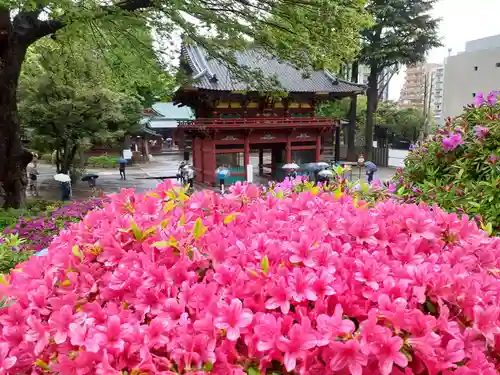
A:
442,34,500,119
357,64,391,101
430,64,445,125
399,63,439,108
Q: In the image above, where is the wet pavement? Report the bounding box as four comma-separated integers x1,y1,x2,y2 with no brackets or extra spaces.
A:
34,153,396,201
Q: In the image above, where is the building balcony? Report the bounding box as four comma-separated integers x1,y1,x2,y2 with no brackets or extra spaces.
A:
179,116,338,131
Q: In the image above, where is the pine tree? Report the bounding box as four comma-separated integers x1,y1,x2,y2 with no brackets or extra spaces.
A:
360,0,441,158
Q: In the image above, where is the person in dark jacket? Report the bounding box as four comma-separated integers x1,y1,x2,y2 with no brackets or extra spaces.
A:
119,162,127,180
60,182,71,201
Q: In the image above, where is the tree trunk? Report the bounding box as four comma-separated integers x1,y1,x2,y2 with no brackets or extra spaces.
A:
347,61,359,161
0,16,32,208
365,63,379,159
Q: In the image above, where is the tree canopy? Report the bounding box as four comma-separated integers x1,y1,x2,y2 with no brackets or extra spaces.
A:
318,98,425,144
0,0,373,208
359,0,441,157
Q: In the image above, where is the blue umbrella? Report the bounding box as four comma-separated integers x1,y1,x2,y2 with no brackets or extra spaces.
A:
34,248,48,257
216,168,230,179
117,158,127,164
365,161,377,170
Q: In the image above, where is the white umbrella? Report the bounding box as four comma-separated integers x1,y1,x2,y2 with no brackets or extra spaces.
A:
54,173,71,182
318,169,334,178
282,163,300,169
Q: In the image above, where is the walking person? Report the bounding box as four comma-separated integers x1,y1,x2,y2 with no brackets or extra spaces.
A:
27,162,39,197
119,161,127,180
365,161,377,184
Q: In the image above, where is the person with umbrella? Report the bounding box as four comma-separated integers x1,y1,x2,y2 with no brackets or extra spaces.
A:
365,161,377,184
282,162,299,180
54,173,72,201
82,174,99,196
178,160,187,184
27,161,39,197
117,158,127,180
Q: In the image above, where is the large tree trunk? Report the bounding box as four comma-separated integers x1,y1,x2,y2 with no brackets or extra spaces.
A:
0,13,32,208
365,63,380,160
347,61,359,161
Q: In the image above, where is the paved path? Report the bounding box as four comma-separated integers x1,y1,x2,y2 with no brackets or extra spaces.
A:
34,154,396,201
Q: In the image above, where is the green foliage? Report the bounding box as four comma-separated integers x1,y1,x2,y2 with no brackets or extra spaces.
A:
375,102,425,142
361,1,441,70
0,234,32,274
86,155,119,168
317,98,425,143
395,95,500,233
19,34,143,173
359,0,441,156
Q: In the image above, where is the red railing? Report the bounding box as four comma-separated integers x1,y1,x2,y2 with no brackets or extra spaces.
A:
179,117,338,130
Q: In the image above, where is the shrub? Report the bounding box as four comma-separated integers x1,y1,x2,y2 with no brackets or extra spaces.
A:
0,234,32,274
1,181,498,374
394,90,500,234
2,199,105,253
86,155,119,168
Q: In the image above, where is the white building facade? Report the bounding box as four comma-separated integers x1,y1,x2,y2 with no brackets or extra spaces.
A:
430,64,445,125
442,34,500,119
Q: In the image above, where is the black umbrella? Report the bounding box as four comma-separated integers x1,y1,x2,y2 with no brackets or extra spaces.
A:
81,174,99,182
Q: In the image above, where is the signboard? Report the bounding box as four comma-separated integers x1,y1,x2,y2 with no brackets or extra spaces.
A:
123,149,132,160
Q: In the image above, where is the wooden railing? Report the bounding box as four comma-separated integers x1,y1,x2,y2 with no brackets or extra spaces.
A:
179,117,337,130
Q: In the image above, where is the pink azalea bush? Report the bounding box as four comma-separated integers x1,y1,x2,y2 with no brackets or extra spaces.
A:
394,90,500,233
0,181,499,374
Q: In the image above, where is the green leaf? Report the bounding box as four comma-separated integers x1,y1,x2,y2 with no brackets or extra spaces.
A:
247,367,261,375
72,245,84,262
261,255,269,274
203,362,214,371
130,220,142,241
192,218,207,240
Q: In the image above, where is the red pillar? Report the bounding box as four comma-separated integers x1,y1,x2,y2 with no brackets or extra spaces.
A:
192,138,197,173
315,133,322,162
244,137,250,179
286,138,292,163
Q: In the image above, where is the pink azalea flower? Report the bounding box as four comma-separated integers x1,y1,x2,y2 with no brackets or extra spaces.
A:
327,339,367,375
277,323,318,372
253,313,281,352
442,133,464,152
0,343,16,372
487,90,498,105
317,304,355,345
48,305,86,344
214,299,253,341
265,277,293,314
370,334,408,375
474,92,485,106
474,125,489,139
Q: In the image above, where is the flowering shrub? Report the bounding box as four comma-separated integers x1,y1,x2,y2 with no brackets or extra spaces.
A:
0,182,499,374
0,234,32,274
3,199,106,252
394,90,500,233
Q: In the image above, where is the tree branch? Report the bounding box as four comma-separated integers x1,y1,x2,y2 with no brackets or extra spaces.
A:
21,0,155,45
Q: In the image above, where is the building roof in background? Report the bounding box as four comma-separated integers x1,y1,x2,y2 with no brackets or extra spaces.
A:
151,102,195,120
181,44,365,94
148,120,181,129
141,102,195,130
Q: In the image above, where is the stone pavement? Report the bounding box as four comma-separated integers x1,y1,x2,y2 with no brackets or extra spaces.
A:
33,154,397,201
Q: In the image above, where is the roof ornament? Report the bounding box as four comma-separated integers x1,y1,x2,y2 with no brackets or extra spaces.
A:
191,46,216,82
324,70,339,85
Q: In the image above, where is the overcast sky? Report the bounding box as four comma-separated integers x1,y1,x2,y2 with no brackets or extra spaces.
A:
389,0,500,100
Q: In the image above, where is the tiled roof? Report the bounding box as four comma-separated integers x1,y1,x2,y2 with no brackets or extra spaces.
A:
181,44,365,94
151,102,195,120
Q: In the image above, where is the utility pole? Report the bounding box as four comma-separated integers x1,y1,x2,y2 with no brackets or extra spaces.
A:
421,68,432,140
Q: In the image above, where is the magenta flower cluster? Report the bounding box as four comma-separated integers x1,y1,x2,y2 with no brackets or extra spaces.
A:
441,133,464,152
3,199,106,252
0,182,499,374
